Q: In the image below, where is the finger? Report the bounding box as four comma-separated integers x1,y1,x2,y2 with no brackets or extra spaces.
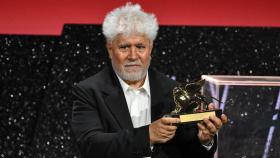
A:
208,103,216,110
201,127,211,135
158,122,177,135
197,122,215,143
209,116,223,130
160,134,175,143
198,122,215,138
161,124,177,132
168,132,176,139
158,127,176,138
160,131,175,139
203,118,217,134
221,114,228,124
158,130,174,138
197,123,214,138
197,122,207,131
161,117,180,125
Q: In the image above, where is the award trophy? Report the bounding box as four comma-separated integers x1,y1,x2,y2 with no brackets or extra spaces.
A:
168,79,222,123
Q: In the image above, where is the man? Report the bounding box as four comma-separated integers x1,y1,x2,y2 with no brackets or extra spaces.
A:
71,3,227,158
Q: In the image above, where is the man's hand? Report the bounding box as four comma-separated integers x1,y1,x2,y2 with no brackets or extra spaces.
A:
149,117,180,144
197,103,228,145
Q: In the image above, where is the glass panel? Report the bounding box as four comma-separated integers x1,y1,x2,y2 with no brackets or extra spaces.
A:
202,75,280,158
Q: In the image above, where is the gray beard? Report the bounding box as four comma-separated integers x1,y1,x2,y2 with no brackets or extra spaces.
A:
111,57,151,82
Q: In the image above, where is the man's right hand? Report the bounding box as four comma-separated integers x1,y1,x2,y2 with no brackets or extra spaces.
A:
149,117,180,144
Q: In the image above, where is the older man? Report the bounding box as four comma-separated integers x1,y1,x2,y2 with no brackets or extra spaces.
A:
71,3,227,158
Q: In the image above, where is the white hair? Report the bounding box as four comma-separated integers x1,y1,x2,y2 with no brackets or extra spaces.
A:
102,3,159,41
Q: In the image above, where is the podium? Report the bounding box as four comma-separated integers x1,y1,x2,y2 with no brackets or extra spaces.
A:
201,75,280,158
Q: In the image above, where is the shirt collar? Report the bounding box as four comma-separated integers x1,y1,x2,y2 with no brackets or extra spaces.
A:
116,72,151,96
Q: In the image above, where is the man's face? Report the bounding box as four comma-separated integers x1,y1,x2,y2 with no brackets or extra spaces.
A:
107,34,152,82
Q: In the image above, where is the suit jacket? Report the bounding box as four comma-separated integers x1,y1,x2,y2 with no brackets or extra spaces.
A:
71,66,217,158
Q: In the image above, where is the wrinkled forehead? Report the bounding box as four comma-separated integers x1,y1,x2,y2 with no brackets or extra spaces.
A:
109,33,152,45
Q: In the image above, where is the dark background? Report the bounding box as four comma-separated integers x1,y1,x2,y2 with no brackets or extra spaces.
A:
1,25,279,157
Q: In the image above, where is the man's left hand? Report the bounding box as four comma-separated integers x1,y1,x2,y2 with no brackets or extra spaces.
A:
197,103,228,145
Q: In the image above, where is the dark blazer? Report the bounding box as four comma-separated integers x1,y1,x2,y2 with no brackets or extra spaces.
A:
71,66,216,158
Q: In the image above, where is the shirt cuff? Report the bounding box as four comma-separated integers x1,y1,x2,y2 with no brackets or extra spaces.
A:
202,139,214,151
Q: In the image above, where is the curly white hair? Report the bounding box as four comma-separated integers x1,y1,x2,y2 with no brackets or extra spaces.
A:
102,3,159,42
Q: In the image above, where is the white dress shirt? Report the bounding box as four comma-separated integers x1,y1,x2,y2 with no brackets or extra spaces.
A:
116,73,151,128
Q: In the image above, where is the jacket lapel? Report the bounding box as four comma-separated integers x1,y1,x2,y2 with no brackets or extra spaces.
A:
101,67,134,129
149,70,172,122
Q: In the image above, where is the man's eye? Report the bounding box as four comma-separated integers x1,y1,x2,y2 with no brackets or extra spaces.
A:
119,45,129,49
136,45,145,49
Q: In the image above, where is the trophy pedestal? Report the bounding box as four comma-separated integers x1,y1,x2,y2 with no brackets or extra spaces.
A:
179,109,222,123
165,109,222,123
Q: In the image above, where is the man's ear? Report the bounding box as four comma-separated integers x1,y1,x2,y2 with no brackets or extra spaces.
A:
106,41,113,59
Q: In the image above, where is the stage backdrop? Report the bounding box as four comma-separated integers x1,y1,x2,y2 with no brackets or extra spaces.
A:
1,0,280,35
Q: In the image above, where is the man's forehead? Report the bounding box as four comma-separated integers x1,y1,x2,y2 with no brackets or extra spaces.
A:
114,34,150,43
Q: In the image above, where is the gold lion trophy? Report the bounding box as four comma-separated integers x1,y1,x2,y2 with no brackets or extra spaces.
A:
167,79,222,123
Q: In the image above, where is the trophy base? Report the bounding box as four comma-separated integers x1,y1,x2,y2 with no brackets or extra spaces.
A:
166,109,222,123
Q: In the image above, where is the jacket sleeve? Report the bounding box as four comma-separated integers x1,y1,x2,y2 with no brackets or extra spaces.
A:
71,85,152,158
175,123,217,157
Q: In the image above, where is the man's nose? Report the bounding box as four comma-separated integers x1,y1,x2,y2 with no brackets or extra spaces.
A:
128,47,138,59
